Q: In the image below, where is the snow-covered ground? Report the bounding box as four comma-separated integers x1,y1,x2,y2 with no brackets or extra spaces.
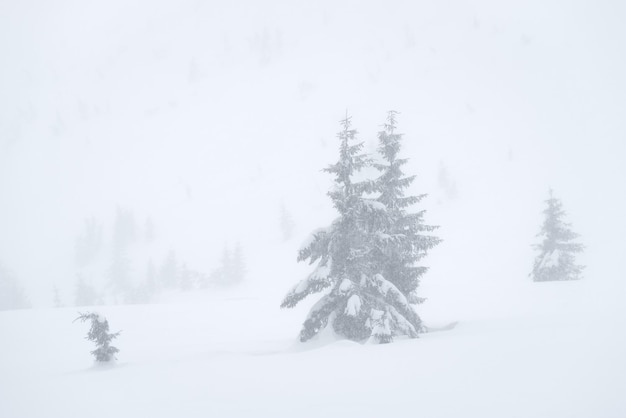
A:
1,279,625,417
2,0,626,416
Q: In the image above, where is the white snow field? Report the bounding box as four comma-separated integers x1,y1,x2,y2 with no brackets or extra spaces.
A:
1,276,626,418
2,0,626,417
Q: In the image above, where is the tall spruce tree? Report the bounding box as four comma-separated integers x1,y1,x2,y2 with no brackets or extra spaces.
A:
282,114,423,343
372,111,441,305
530,190,584,282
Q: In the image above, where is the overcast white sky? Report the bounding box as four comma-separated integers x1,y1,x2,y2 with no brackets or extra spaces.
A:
1,0,625,307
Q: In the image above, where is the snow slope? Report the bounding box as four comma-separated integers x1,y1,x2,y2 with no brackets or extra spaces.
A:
1,280,625,418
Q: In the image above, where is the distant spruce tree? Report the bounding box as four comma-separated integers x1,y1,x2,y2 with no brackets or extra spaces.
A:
144,258,157,295
107,208,135,297
437,160,457,200
179,263,194,290
530,190,584,282
53,285,63,308
279,202,295,242
75,275,99,306
128,260,157,304
0,263,30,311
75,217,103,268
231,243,246,284
210,244,246,286
217,246,232,286
282,114,424,343
159,251,179,289
144,217,156,244
107,250,131,298
74,312,120,362
372,111,441,306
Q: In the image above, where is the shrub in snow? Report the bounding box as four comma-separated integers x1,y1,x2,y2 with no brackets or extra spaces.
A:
281,113,438,343
74,312,120,362
530,190,584,282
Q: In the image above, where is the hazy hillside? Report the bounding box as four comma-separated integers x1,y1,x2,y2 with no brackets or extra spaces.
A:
1,1,625,416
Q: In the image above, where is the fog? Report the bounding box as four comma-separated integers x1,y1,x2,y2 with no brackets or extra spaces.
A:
1,1,626,415
1,0,624,306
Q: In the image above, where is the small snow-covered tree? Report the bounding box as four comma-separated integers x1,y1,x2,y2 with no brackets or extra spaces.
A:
530,190,584,282
281,114,423,343
74,312,120,362
372,111,441,305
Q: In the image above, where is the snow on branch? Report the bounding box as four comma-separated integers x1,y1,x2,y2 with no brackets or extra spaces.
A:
362,199,387,212
345,294,362,316
364,274,421,331
298,227,331,263
299,294,338,342
280,260,333,308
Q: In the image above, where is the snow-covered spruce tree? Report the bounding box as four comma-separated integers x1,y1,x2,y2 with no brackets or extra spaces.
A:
530,190,584,282
74,312,120,362
372,111,441,306
281,114,423,343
